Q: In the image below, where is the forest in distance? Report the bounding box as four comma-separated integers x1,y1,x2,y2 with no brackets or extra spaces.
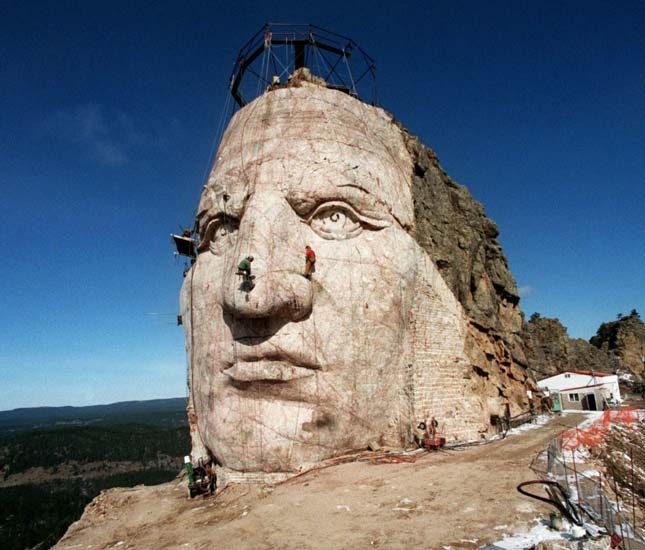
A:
0,399,190,550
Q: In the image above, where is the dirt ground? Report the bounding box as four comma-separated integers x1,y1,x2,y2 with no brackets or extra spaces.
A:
56,414,588,550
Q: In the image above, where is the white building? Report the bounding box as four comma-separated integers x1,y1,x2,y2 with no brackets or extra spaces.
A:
537,370,621,411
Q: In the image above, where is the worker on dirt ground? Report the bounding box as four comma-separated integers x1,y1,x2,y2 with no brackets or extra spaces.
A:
414,422,429,449
304,245,316,278
236,256,255,290
428,417,439,442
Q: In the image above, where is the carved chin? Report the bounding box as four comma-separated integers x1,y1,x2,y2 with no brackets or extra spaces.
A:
203,370,404,473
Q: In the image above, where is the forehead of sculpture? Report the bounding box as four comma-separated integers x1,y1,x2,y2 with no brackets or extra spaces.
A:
203,87,414,230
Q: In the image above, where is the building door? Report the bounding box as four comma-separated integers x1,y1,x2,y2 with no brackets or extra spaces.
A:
583,393,597,411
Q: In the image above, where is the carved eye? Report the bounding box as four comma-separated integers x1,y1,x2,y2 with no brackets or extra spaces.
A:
308,202,363,240
200,217,238,254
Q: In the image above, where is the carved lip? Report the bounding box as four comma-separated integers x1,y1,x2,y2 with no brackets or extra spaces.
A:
222,340,320,382
223,360,317,382
224,337,319,368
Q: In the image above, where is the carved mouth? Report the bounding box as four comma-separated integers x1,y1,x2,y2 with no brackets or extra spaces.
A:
222,337,320,383
223,360,317,382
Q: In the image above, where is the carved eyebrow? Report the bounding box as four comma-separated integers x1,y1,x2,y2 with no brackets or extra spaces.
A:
337,182,373,194
196,186,247,236
196,213,241,252
286,180,394,224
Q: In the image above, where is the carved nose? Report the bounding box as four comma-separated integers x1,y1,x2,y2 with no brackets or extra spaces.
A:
221,193,313,321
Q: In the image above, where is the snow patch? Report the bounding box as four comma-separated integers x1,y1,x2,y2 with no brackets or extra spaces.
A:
487,518,580,550
505,415,550,436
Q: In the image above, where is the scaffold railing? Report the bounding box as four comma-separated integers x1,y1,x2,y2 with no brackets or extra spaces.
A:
228,23,377,108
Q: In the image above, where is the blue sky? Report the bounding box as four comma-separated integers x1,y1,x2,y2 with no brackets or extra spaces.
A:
2,1,643,410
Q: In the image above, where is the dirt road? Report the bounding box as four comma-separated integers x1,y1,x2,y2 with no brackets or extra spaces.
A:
57,414,586,550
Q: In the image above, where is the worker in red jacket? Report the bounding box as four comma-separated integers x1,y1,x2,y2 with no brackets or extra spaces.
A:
304,245,316,278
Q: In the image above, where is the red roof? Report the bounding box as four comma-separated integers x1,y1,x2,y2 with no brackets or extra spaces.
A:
568,370,613,377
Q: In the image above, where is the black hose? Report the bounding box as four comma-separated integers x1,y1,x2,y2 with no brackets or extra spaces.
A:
517,480,583,526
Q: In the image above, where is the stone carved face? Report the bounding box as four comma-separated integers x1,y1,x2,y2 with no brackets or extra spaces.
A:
182,86,454,474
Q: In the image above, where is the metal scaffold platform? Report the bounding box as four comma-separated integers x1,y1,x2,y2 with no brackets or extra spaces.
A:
228,23,377,108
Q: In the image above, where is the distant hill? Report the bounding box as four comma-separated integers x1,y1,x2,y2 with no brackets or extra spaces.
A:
590,310,645,377
0,398,187,436
524,310,644,381
0,398,190,550
524,316,619,379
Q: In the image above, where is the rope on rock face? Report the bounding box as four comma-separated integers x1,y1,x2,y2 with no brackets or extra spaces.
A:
342,53,357,96
310,43,321,78
268,40,280,81
194,79,426,470
201,83,234,190
186,48,241,463
315,91,370,435
253,45,270,100
236,85,287,465
315,95,412,446
188,255,211,461
284,36,291,78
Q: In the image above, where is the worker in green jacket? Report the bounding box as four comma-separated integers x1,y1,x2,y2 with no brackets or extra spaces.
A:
237,256,254,290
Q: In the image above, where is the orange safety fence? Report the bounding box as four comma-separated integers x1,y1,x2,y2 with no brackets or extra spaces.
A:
560,408,644,450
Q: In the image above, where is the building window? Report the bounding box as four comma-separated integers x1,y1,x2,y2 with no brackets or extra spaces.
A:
568,393,580,402
564,374,571,379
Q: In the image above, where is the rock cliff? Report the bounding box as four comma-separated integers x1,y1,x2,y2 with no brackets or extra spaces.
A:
590,310,645,377
403,133,535,415
523,311,644,381
523,315,619,378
